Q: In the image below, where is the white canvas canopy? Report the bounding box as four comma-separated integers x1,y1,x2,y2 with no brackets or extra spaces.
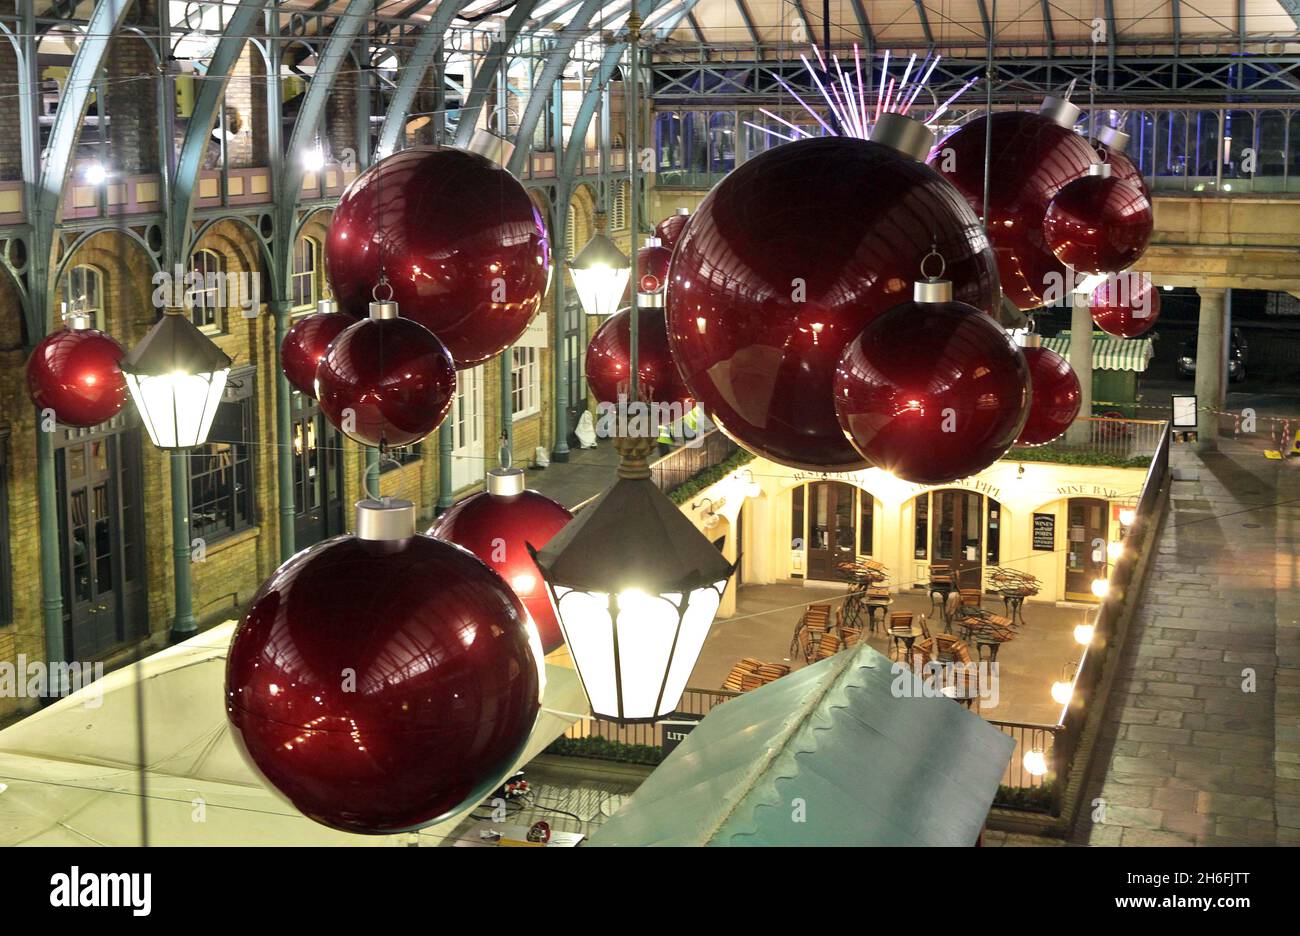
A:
0,624,587,845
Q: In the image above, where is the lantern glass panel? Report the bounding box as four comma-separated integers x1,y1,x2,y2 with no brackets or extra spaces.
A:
125,368,229,449
570,264,631,318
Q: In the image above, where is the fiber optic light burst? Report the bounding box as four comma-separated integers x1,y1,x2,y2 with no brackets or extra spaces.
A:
743,45,978,147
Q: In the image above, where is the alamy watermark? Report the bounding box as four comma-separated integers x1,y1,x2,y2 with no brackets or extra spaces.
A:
0,654,105,708
151,262,261,318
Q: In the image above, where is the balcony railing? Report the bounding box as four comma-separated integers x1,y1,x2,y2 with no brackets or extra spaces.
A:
1009,416,1168,464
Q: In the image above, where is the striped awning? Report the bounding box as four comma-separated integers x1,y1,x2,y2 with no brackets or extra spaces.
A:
1042,330,1155,373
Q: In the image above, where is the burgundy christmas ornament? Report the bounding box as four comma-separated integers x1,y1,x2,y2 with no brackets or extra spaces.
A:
1043,164,1153,274
226,497,541,835
933,98,1097,311
655,208,691,250
637,237,673,294
279,298,351,398
1015,336,1081,446
833,275,1030,484
316,299,456,448
325,146,550,368
667,131,999,471
26,313,127,428
587,302,694,409
428,467,573,654
1091,124,1149,198
1090,271,1161,338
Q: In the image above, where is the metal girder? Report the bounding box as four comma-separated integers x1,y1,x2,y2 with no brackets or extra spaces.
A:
790,0,814,44
734,0,761,45
1172,0,1181,55
30,0,135,333
559,0,671,184
651,0,707,38
847,0,875,54
912,0,934,46
170,0,270,266
975,0,991,39
1103,0,1117,89
375,0,475,158
452,0,542,148
507,0,609,175
1040,0,1054,55
278,0,374,260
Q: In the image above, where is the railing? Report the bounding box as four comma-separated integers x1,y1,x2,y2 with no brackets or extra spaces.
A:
987,720,1063,812
1009,417,1167,463
650,429,739,497
562,687,739,748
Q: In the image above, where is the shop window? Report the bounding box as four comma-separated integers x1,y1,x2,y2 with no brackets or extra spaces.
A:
914,492,929,559
189,249,224,332
859,491,873,556
62,264,104,330
189,371,255,544
511,346,541,419
986,498,1002,566
292,236,319,311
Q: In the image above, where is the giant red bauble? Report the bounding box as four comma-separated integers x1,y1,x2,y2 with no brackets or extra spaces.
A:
587,306,694,409
428,488,573,654
1090,271,1161,338
316,315,456,447
1043,173,1153,274
1017,346,1082,446
833,299,1031,484
225,532,541,834
325,146,550,368
280,312,351,398
26,327,127,427
655,211,691,250
637,242,673,294
933,111,1097,310
666,136,1000,471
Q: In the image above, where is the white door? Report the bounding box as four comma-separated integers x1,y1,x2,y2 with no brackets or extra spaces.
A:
451,365,485,491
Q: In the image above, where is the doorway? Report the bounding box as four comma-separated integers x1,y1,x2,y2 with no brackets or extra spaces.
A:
806,481,856,580
931,489,985,590
451,364,485,491
291,392,347,547
55,426,147,661
1065,497,1109,601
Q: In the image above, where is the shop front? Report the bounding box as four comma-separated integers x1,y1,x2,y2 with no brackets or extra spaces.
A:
683,456,1149,606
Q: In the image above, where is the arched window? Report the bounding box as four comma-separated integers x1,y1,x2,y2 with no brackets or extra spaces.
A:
292,235,319,310
189,249,224,331
62,264,103,330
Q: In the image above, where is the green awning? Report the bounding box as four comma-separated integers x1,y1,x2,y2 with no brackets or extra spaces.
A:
1042,330,1154,372
588,642,1015,847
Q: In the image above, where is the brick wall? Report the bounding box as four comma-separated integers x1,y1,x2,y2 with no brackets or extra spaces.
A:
105,1,160,176
0,40,22,181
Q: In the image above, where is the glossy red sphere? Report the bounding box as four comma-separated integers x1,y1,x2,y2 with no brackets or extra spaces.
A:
325,146,550,368
316,315,456,447
26,327,127,428
667,137,1000,471
1017,346,1082,446
280,312,352,398
833,299,1030,484
428,489,573,654
1090,271,1161,338
1043,174,1153,274
637,243,673,294
226,532,541,834
587,306,694,409
934,111,1096,310
655,212,691,249
1094,143,1147,198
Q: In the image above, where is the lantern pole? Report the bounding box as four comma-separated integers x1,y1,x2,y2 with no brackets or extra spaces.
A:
170,449,197,639
627,2,641,406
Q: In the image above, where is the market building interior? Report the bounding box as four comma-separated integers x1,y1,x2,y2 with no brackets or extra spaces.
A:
0,0,1296,847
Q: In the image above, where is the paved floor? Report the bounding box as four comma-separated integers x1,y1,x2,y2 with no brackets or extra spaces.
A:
525,438,621,509
695,581,1088,726
1084,437,1300,846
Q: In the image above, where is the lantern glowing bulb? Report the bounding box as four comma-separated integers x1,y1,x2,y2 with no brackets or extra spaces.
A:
1023,749,1049,777
569,224,631,318
1091,578,1111,599
121,308,232,450
1050,680,1075,705
1074,622,1096,646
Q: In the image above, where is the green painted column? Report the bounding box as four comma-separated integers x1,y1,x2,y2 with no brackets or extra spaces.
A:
170,449,197,640
270,299,296,561
438,426,454,511
36,426,65,693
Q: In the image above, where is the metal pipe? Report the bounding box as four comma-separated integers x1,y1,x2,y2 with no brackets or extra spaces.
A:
170,450,197,639
628,3,641,405
271,300,297,562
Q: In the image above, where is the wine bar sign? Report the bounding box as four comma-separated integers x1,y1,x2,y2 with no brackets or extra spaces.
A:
1032,513,1055,551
